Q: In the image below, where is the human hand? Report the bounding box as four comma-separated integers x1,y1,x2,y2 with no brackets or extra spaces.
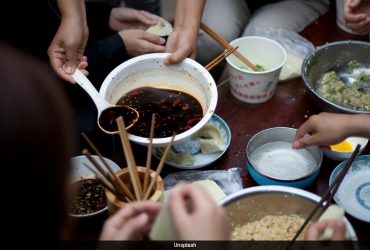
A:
305,220,346,240
164,28,197,65
344,0,370,34
293,113,354,149
168,184,230,240
119,30,166,57
109,7,169,32
48,17,89,83
99,201,161,240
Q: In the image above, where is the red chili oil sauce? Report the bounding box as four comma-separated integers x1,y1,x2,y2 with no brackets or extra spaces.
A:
70,179,107,215
117,87,203,138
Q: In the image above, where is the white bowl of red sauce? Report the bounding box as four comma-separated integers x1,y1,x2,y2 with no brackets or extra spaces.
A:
69,155,121,218
99,53,218,147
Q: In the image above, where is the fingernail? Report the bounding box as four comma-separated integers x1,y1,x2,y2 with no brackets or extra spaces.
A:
159,38,166,44
137,213,148,223
65,66,74,75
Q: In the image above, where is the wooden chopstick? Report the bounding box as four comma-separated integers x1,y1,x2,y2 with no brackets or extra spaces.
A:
83,162,128,202
205,46,239,71
143,114,156,195
116,116,143,200
287,144,361,248
200,23,259,72
144,134,175,200
82,148,133,201
82,133,135,201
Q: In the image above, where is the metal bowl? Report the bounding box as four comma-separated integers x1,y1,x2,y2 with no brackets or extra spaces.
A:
302,40,370,114
219,186,357,240
246,127,323,188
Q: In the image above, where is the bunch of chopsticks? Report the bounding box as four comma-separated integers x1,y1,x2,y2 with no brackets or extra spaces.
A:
286,144,361,248
201,23,259,72
82,114,175,202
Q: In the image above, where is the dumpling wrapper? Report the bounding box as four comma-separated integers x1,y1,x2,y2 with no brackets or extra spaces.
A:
149,180,226,240
279,52,303,81
193,124,226,154
318,205,350,240
157,147,194,166
146,22,173,37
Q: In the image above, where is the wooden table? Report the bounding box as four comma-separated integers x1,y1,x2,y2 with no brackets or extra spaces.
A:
73,9,370,241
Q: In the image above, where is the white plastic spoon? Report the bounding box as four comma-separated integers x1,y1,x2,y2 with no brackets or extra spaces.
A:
72,69,139,134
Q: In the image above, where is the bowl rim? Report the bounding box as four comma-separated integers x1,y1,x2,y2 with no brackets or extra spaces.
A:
226,36,287,75
246,127,323,182
99,53,218,146
218,185,357,240
301,40,370,114
328,137,369,153
329,154,370,223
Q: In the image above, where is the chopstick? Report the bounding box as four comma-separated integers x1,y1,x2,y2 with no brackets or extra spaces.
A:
82,133,135,201
287,144,361,248
144,134,176,200
116,116,143,200
143,114,156,195
200,23,259,72
205,46,239,71
83,162,128,202
82,149,133,201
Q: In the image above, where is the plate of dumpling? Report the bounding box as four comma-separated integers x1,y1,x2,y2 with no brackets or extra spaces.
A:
153,114,231,169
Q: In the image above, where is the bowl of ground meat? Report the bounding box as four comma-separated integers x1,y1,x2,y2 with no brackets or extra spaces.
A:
302,41,370,114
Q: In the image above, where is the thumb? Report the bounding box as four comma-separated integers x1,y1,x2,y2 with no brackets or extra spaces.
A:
116,213,149,240
64,47,79,75
294,134,319,149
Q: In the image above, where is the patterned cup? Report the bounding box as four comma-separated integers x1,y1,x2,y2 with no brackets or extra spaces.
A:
226,36,286,104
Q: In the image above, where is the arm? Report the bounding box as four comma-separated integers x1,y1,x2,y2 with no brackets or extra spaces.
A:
293,113,370,149
48,0,89,83
164,0,206,64
168,185,230,240
344,0,370,34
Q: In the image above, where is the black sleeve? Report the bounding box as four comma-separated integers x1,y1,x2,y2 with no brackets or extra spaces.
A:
84,33,130,86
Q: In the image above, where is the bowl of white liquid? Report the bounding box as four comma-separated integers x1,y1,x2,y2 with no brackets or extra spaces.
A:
246,127,323,188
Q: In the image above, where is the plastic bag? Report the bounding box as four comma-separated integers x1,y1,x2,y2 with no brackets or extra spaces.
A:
164,167,242,195
245,24,315,81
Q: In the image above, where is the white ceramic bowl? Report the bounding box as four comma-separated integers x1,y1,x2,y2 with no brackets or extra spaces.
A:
70,155,121,218
324,137,368,161
226,36,287,103
99,53,218,147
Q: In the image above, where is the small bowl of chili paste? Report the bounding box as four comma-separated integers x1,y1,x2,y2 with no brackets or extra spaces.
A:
69,155,120,217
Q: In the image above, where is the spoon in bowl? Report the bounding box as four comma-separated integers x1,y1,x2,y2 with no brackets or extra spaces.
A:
72,69,139,134
337,66,370,91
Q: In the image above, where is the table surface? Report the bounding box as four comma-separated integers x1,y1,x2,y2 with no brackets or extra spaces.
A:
73,9,370,241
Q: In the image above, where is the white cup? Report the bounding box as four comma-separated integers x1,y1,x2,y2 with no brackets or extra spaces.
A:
226,36,286,104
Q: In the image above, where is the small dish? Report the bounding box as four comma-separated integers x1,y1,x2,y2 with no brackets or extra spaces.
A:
153,114,231,169
324,137,368,161
329,155,370,223
69,155,121,218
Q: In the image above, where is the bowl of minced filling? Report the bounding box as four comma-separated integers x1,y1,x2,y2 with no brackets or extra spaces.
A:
302,40,370,114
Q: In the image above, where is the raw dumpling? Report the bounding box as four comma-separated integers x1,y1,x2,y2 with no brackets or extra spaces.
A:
157,147,194,166
193,124,225,154
192,180,226,201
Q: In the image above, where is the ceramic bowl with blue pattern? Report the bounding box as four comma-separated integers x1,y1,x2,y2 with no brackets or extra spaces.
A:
329,155,370,222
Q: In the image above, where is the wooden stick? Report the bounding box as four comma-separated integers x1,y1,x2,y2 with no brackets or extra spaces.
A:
82,149,135,200
143,114,156,195
81,133,135,201
144,134,175,200
116,116,143,200
286,144,361,248
205,46,239,71
83,162,127,201
201,23,259,72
